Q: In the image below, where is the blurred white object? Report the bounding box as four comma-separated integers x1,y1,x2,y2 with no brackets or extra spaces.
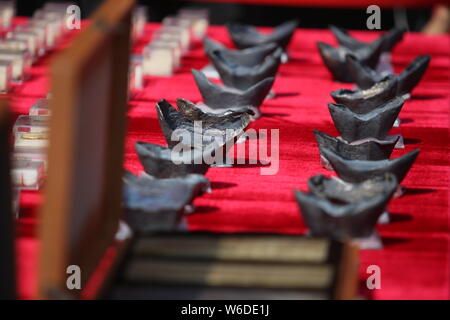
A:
129,56,144,95
0,1,15,29
0,49,32,82
13,146,48,171
132,6,148,40
161,17,191,52
29,98,51,116
30,17,59,49
0,38,28,51
15,24,47,56
13,115,49,135
143,44,175,76
150,38,181,68
7,30,41,59
14,132,49,148
133,62,144,90
43,2,76,33
11,159,45,190
178,8,209,39
0,60,12,93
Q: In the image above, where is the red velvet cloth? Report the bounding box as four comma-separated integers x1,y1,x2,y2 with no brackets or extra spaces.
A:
13,22,450,300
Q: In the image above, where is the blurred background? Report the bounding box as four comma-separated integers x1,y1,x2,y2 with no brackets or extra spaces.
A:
13,0,450,32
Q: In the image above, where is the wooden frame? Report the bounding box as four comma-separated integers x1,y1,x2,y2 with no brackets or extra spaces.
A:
39,0,135,299
0,98,15,300
112,233,359,300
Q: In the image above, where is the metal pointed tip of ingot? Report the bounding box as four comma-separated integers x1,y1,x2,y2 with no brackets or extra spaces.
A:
327,97,405,143
192,69,275,110
321,148,420,185
204,38,279,67
209,48,281,91
227,20,298,50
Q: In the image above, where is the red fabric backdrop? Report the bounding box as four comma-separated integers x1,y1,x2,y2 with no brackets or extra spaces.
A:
12,21,450,300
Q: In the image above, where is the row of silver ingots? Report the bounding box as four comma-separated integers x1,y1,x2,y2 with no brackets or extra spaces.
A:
124,23,430,250
122,20,298,233
295,26,430,249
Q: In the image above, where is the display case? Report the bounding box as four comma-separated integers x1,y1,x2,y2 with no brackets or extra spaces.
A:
13,115,49,134
0,49,32,82
14,25,46,56
143,44,175,76
129,57,144,94
132,6,148,40
6,31,40,60
178,8,209,39
33,9,66,45
42,2,73,33
11,159,45,190
14,132,49,148
29,98,51,116
12,145,48,171
29,18,57,49
0,1,15,29
0,39,28,52
0,60,12,93
160,19,191,53
149,38,181,68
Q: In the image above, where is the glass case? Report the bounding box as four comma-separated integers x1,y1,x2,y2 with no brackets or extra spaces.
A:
0,49,32,82
143,44,175,76
11,159,45,190
14,132,49,148
0,1,15,29
29,98,51,116
0,60,12,93
6,31,40,60
132,6,148,40
13,115,49,134
13,145,48,172
0,38,28,52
